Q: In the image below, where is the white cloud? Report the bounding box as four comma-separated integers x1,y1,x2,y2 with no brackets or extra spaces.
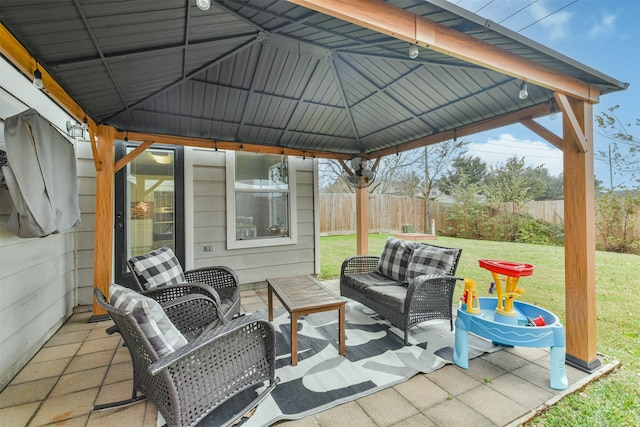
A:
529,2,573,40
466,133,564,177
588,13,617,39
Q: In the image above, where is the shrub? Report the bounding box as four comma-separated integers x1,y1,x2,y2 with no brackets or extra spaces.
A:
596,191,640,254
516,215,564,245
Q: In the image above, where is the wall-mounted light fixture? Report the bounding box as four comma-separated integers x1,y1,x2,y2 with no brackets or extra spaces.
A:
196,0,210,10
66,119,85,138
33,64,44,89
408,44,419,59
519,81,528,100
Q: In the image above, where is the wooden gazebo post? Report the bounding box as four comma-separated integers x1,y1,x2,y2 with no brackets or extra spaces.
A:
90,125,116,320
557,93,600,371
355,185,369,255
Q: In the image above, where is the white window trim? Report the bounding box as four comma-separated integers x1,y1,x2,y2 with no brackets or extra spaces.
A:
225,151,298,250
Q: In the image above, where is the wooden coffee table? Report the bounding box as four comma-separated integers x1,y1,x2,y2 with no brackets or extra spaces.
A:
267,275,346,366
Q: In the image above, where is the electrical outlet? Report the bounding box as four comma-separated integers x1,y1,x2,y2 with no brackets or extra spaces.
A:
203,245,213,252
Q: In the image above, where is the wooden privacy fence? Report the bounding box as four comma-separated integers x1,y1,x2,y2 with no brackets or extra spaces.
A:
319,194,638,240
320,193,446,234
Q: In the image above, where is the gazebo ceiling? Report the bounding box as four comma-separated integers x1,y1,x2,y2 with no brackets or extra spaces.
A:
0,0,627,157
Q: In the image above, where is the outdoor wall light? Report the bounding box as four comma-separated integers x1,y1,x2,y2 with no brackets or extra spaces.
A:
408,44,419,59
81,116,88,130
519,81,528,100
33,65,44,89
66,119,84,138
196,0,210,10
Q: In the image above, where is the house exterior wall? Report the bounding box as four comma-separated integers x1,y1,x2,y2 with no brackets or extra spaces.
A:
0,59,78,390
190,148,318,286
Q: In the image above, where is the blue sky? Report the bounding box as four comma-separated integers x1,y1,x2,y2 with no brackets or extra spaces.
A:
449,0,640,188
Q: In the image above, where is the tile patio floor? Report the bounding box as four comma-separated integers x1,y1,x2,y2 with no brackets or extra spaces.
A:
0,279,616,427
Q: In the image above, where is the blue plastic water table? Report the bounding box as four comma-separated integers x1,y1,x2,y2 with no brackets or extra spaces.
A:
453,297,568,390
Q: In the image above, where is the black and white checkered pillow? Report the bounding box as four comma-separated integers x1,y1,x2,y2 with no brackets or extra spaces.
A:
404,245,460,283
377,237,417,282
129,246,186,289
110,283,187,357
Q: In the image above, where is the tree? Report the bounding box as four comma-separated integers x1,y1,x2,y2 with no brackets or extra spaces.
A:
439,154,488,195
418,139,469,226
484,156,537,210
595,105,640,189
524,167,563,200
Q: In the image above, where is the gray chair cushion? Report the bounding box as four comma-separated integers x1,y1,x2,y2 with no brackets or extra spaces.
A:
110,283,187,357
376,237,417,282
129,246,186,289
405,245,459,283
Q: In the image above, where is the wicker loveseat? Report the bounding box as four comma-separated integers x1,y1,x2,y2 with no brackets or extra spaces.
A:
340,237,462,344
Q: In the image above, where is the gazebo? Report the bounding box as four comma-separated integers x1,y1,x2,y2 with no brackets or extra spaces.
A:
0,0,627,373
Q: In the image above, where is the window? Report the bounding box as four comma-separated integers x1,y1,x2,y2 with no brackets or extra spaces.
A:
226,151,297,249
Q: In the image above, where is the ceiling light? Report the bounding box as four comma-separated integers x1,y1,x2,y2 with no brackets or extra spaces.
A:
33,65,44,89
196,0,210,10
151,152,172,165
550,102,557,120
519,81,528,100
408,44,419,59
81,116,88,130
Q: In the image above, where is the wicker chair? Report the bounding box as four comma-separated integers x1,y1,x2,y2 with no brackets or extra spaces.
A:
94,288,277,427
128,247,241,322
340,242,462,345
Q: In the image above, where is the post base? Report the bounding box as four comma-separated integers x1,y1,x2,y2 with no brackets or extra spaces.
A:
565,354,601,373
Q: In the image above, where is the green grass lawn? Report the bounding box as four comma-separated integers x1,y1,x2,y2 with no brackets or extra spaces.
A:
320,233,640,426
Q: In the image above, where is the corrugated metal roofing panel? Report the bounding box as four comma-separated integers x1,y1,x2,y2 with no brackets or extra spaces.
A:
0,0,627,156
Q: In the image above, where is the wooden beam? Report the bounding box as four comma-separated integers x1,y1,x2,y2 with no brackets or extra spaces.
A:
520,118,563,150
287,0,600,103
562,97,600,371
91,125,115,318
555,93,587,153
371,103,550,158
114,140,154,173
114,131,352,161
0,23,98,128
355,185,369,255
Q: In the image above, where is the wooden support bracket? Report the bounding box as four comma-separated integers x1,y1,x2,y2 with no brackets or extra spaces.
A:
554,93,586,153
520,118,563,151
114,140,154,173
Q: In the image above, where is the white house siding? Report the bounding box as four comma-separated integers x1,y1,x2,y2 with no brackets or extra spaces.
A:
75,140,98,305
191,148,318,286
0,59,78,390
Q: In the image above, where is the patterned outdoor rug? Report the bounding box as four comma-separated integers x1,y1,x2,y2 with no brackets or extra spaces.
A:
219,300,501,427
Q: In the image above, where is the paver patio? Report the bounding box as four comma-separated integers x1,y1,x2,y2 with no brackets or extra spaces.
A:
0,279,616,427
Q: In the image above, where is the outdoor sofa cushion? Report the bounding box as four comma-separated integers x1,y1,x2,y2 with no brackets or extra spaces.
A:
129,246,186,289
404,244,460,283
110,283,187,357
376,237,417,282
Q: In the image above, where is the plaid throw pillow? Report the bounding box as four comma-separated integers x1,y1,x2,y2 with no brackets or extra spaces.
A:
129,246,186,289
405,245,460,283
377,237,417,282
110,283,187,357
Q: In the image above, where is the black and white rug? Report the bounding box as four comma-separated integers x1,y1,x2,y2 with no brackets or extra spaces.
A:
233,301,500,427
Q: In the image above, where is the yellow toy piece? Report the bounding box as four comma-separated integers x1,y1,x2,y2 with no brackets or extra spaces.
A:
463,278,481,314
490,271,525,316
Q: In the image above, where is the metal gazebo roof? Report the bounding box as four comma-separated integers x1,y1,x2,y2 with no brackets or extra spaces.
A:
0,0,627,158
